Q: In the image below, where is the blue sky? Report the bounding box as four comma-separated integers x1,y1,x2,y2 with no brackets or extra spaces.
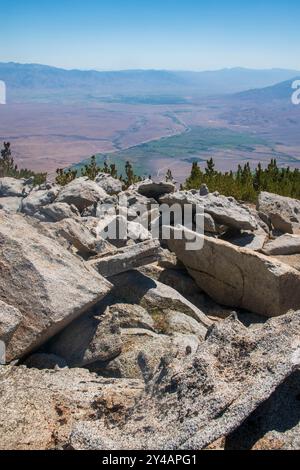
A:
0,0,299,70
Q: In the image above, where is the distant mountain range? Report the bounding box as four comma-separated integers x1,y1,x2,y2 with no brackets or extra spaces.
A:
0,62,299,104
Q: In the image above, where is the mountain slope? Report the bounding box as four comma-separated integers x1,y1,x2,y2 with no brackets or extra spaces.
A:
233,77,300,103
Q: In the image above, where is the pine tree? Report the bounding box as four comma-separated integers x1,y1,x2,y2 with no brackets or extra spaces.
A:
0,142,47,184
166,169,174,182
122,161,142,188
110,163,117,178
125,161,134,186
56,168,77,186
205,158,216,177
184,161,203,189
81,155,100,180
253,162,262,191
0,142,15,176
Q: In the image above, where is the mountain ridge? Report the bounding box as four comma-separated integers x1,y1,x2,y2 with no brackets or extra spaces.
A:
233,76,300,102
1,62,299,103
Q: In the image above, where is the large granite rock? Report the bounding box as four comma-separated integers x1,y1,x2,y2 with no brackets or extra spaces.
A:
33,202,80,222
97,324,203,382
96,214,151,248
226,370,300,450
160,191,258,231
47,303,177,380
167,226,300,317
201,193,258,231
200,184,209,196
69,310,300,450
139,264,236,321
95,173,123,195
46,271,210,377
0,196,22,213
110,271,212,330
0,365,143,450
43,218,111,256
56,177,107,212
137,180,176,200
0,177,31,197
21,185,60,216
46,304,123,368
0,300,22,346
116,190,159,225
257,192,300,234
0,211,112,361
273,254,300,272
88,239,161,277
263,234,300,256
224,229,268,252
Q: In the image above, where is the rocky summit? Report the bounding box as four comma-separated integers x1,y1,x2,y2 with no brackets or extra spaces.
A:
1,175,300,450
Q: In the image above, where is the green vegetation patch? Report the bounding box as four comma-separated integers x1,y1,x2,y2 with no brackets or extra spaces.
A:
73,126,269,177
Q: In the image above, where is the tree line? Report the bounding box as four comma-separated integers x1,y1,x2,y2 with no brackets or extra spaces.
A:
55,155,143,189
0,143,142,189
183,158,300,202
1,142,299,201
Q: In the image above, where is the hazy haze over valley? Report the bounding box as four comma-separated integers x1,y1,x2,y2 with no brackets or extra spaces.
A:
0,62,300,181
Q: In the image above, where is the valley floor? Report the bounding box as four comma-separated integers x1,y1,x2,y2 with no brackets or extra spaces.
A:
1,96,300,182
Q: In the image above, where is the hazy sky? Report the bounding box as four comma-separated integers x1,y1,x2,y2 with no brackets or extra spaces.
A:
0,0,299,71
